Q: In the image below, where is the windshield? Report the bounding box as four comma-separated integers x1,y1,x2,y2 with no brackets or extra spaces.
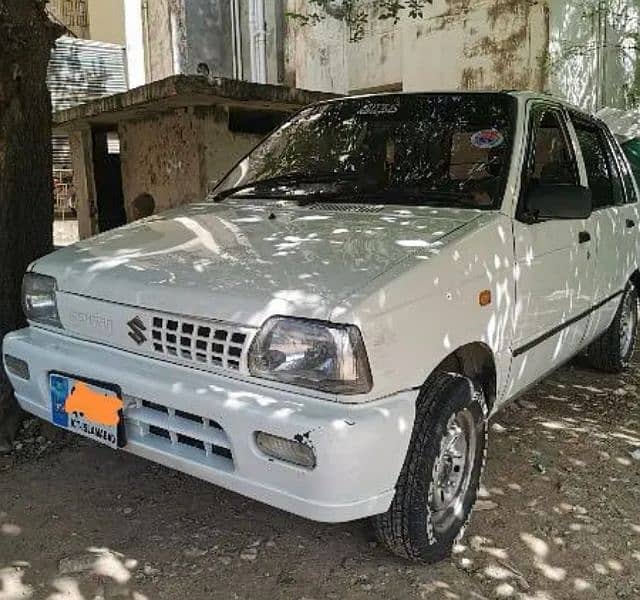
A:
213,93,517,209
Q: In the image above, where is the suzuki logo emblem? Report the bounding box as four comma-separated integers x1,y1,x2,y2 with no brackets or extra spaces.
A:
127,316,147,345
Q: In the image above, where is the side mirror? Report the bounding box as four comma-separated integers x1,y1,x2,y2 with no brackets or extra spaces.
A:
524,184,592,221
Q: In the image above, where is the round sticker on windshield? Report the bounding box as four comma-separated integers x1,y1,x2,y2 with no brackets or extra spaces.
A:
471,129,504,149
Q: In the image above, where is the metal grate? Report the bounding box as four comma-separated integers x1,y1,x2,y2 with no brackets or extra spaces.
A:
124,396,234,469
150,316,248,371
48,37,128,112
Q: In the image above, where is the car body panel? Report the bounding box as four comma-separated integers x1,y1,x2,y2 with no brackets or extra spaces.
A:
5,91,640,523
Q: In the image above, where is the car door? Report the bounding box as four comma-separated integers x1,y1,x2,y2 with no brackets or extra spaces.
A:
569,115,637,344
506,103,595,399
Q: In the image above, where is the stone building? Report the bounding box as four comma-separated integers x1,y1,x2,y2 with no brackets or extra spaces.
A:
53,76,334,239
123,0,285,88
122,0,640,113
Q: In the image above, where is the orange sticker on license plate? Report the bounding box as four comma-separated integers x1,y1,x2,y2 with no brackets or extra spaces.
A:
65,381,123,426
50,374,123,449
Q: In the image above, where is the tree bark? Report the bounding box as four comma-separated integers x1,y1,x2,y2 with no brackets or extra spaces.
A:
0,0,62,450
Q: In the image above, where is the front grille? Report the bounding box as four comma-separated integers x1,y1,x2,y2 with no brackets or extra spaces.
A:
149,316,249,371
124,396,234,471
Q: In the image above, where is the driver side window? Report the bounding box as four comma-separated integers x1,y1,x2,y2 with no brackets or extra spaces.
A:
526,109,579,189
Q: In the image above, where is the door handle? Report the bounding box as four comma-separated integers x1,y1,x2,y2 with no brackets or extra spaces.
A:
626,218,636,228
578,231,591,244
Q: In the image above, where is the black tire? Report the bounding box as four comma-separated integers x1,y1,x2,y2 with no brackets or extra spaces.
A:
586,285,638,373
373,372,488,563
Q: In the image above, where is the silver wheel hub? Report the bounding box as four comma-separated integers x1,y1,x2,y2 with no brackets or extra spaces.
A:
620,291,638,358
430,408,477,529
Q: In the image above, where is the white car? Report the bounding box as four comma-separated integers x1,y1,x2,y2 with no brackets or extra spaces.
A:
4,92,639,562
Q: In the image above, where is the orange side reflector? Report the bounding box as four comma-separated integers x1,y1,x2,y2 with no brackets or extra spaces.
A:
64,381,123,427
479,290,492,307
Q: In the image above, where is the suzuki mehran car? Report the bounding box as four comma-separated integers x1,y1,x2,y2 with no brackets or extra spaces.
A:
4,92,639,562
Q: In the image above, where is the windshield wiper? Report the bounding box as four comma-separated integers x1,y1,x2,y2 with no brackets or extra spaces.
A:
212,172,361,202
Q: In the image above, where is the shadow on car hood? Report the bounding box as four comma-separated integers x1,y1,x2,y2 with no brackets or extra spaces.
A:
35,201,481,326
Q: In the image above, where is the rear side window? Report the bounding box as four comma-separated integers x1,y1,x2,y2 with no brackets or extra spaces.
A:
572,118,623,208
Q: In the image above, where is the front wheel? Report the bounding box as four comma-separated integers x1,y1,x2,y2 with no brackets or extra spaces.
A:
373,372,488,563
586,284,638,373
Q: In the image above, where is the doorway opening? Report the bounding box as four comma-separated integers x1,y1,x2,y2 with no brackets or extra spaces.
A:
92,128,126,233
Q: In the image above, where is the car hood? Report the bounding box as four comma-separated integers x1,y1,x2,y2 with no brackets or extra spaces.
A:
36,200,481,326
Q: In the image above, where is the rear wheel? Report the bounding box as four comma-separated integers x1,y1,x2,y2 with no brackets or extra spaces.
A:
373,372,488,563
586,285,638,373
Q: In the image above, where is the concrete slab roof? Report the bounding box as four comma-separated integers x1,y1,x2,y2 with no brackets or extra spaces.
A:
53,75,339,129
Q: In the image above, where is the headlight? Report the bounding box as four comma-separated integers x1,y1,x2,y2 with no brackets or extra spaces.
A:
22,273,62,328
248,317,372,395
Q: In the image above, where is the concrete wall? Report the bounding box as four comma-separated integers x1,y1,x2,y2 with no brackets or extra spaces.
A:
183,1,233,77
87,0,126,44
129,0,284,85
548,0,640,112
118,107,261,221
285,0,549,93
402,0,549,92
285,1,349,92
145,0,182,82
124,0,146,87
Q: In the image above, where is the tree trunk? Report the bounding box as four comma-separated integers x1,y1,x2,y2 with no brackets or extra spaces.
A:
0,0,62,450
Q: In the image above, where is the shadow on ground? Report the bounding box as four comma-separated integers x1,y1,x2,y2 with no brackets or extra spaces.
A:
1,355,639,599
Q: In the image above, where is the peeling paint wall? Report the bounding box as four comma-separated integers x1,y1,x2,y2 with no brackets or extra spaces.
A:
118,107,261,221
285,0,349,92
286,0,549,93
403,0,549,92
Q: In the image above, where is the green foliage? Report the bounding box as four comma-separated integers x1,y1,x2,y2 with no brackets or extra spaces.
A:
286,0,431,42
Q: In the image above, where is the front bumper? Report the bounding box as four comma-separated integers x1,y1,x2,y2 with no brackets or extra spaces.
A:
3,327,416,523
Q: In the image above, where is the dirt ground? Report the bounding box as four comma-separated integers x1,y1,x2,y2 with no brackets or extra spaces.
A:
1,355,639,600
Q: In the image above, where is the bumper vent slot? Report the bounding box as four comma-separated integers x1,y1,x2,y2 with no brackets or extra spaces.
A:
125,396,233,471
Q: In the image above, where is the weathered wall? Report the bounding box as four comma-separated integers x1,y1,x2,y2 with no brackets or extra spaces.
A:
548,0,640,111
285,4,349,92
183,0,233,77
402,0,549,92
199,111,262,195
118,107,261,221
285,0,549,93
145,0,183,81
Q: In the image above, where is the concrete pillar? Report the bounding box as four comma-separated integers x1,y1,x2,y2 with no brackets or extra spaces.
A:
67,126,99,240
124,0,146,87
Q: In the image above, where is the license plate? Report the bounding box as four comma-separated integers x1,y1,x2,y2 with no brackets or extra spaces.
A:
50,374,125,449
